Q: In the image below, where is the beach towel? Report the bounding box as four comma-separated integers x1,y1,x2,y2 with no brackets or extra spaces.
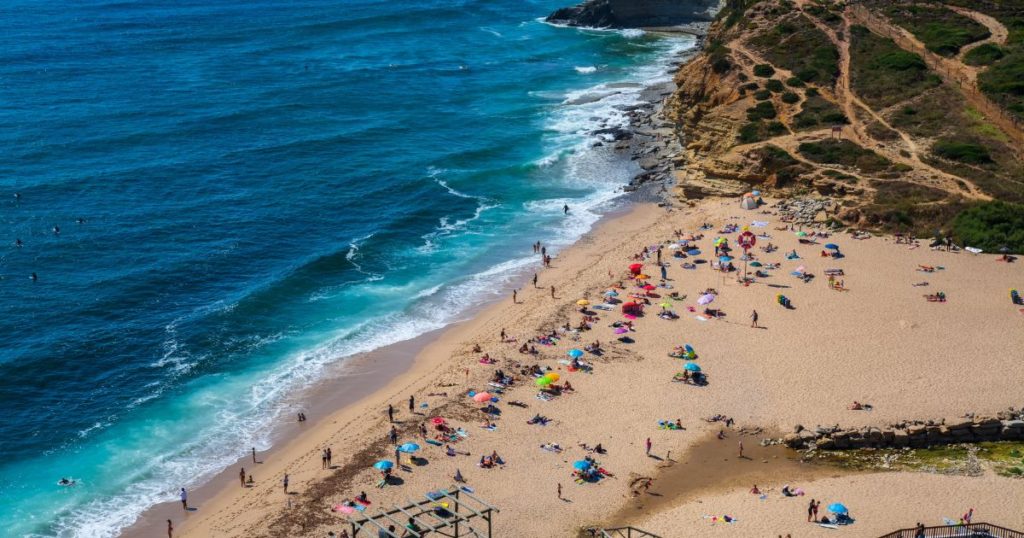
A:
425,439,443,446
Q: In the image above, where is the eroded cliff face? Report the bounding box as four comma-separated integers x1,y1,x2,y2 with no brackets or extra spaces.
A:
547,0,719,28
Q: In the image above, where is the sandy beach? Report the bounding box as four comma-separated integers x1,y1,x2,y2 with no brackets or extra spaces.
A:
157,197,1024,537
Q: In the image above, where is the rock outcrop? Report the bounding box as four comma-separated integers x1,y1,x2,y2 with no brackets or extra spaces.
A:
547,0,719,29
778,409,1024,451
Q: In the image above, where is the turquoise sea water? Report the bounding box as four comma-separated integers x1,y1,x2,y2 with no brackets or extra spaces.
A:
0,0,695,535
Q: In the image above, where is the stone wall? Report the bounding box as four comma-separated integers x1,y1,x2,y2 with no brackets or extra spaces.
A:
781,410,1024,450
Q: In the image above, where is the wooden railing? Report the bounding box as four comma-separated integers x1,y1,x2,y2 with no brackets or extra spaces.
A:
598,527,662,538
878,522,1024,538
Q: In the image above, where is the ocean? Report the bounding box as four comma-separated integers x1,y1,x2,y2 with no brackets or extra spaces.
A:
0,0,696,535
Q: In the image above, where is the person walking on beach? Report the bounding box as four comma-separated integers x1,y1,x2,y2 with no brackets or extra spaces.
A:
167,519,173,538
322,449,328,469
326,447,332,467
282,473,289,494
252,447,257,463
408,395,415,415
660,263,667,280
533,273,538,288
389,426,398,445
750,309,759,328
813,499,820,521
738,440,744,458
240,467,246,486
557,483,563,500
807,499,816,522
388,404,394,423
512,289,517,303
550,285,555,299
645,437,652,456
179,488,188,511
500,328,506,341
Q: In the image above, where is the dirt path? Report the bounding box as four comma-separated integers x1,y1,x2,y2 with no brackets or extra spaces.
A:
847,3,1024,152
950,4,1010,62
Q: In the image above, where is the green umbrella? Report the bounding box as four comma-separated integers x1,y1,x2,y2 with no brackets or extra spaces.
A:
750,261,763,267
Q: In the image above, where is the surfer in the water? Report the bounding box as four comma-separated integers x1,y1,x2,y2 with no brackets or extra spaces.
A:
563,204,569,215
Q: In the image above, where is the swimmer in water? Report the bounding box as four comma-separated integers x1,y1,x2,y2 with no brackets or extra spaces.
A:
53,226,60,235
58,477,75,486
15,239,23,247
31,272,38,282
76,218,85,224
563,204,569,215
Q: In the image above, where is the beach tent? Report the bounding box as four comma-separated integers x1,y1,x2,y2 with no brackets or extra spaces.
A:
622,302,643,315
629,263,643,275
740,195,758,210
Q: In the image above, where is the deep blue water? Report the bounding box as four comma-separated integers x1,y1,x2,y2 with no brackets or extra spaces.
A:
0,0,694,535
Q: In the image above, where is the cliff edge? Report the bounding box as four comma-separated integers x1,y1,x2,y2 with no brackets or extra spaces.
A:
547,0,719,28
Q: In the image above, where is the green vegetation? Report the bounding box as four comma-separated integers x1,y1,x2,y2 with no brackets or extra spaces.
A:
932,139,993,164
804,4,843,29
781,91,800,104
738,121,788,144
753,63,776,77
805,442,1024,476
952,201,1024,253
747,101,778,121
978,51,1024,120
793,94,847,130
765,79,785,93
798,139,894,174
747,13,839,85
754,89,772,101
708,40,733,75
786,76,805,87
963,43,1005,66
849,25,941,108
751,145,807,185
882,4,990,57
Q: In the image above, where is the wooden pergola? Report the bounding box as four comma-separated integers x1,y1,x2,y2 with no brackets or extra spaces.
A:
348,487,498,538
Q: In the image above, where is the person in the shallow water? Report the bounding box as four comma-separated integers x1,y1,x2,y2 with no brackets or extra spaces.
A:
30,272,38,282
563,204,569,215
14,239,22,247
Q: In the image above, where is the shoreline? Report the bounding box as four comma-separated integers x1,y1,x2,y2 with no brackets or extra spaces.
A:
121,28,701,538
156,193,1024,537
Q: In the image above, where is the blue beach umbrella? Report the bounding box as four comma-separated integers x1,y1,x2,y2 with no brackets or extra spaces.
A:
373,460,394,471
399,443,420,454
687,249,701,256
752,190,761,197
683,363,701,372
568,349,584,359
604,290,619,297
719,256,733,263
827,503,848,514
573,460,592,471
825,243,839,250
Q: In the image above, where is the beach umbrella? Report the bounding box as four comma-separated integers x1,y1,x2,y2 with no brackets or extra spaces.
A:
373,460,394,471
667,244,680,250
825,243,839,250
568,349,584,359
795,265,806,273
750,261,763,267
573,460,592,471
683,363,701,372
604,290,619,297
999,245,1010,253
697,294,715,306
827,503,848,514
535,376,554,387
687,249,701,256
643,284,656,291
399,443,421,454
430,417,446,425
472,392,492,403
577,299,590,306
659,302,672,308
719,256,733,263
545,372,560,382
752,190,761,197
629,263,643,273
634,274,650,280
614,327,629,334
714,238,727,246
795,231,807,237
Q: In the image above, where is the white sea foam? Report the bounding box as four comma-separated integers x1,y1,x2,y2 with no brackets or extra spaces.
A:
574,65,597,74
46,26,701,538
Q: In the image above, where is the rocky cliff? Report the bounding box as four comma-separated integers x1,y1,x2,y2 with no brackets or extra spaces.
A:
547,0,719,28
